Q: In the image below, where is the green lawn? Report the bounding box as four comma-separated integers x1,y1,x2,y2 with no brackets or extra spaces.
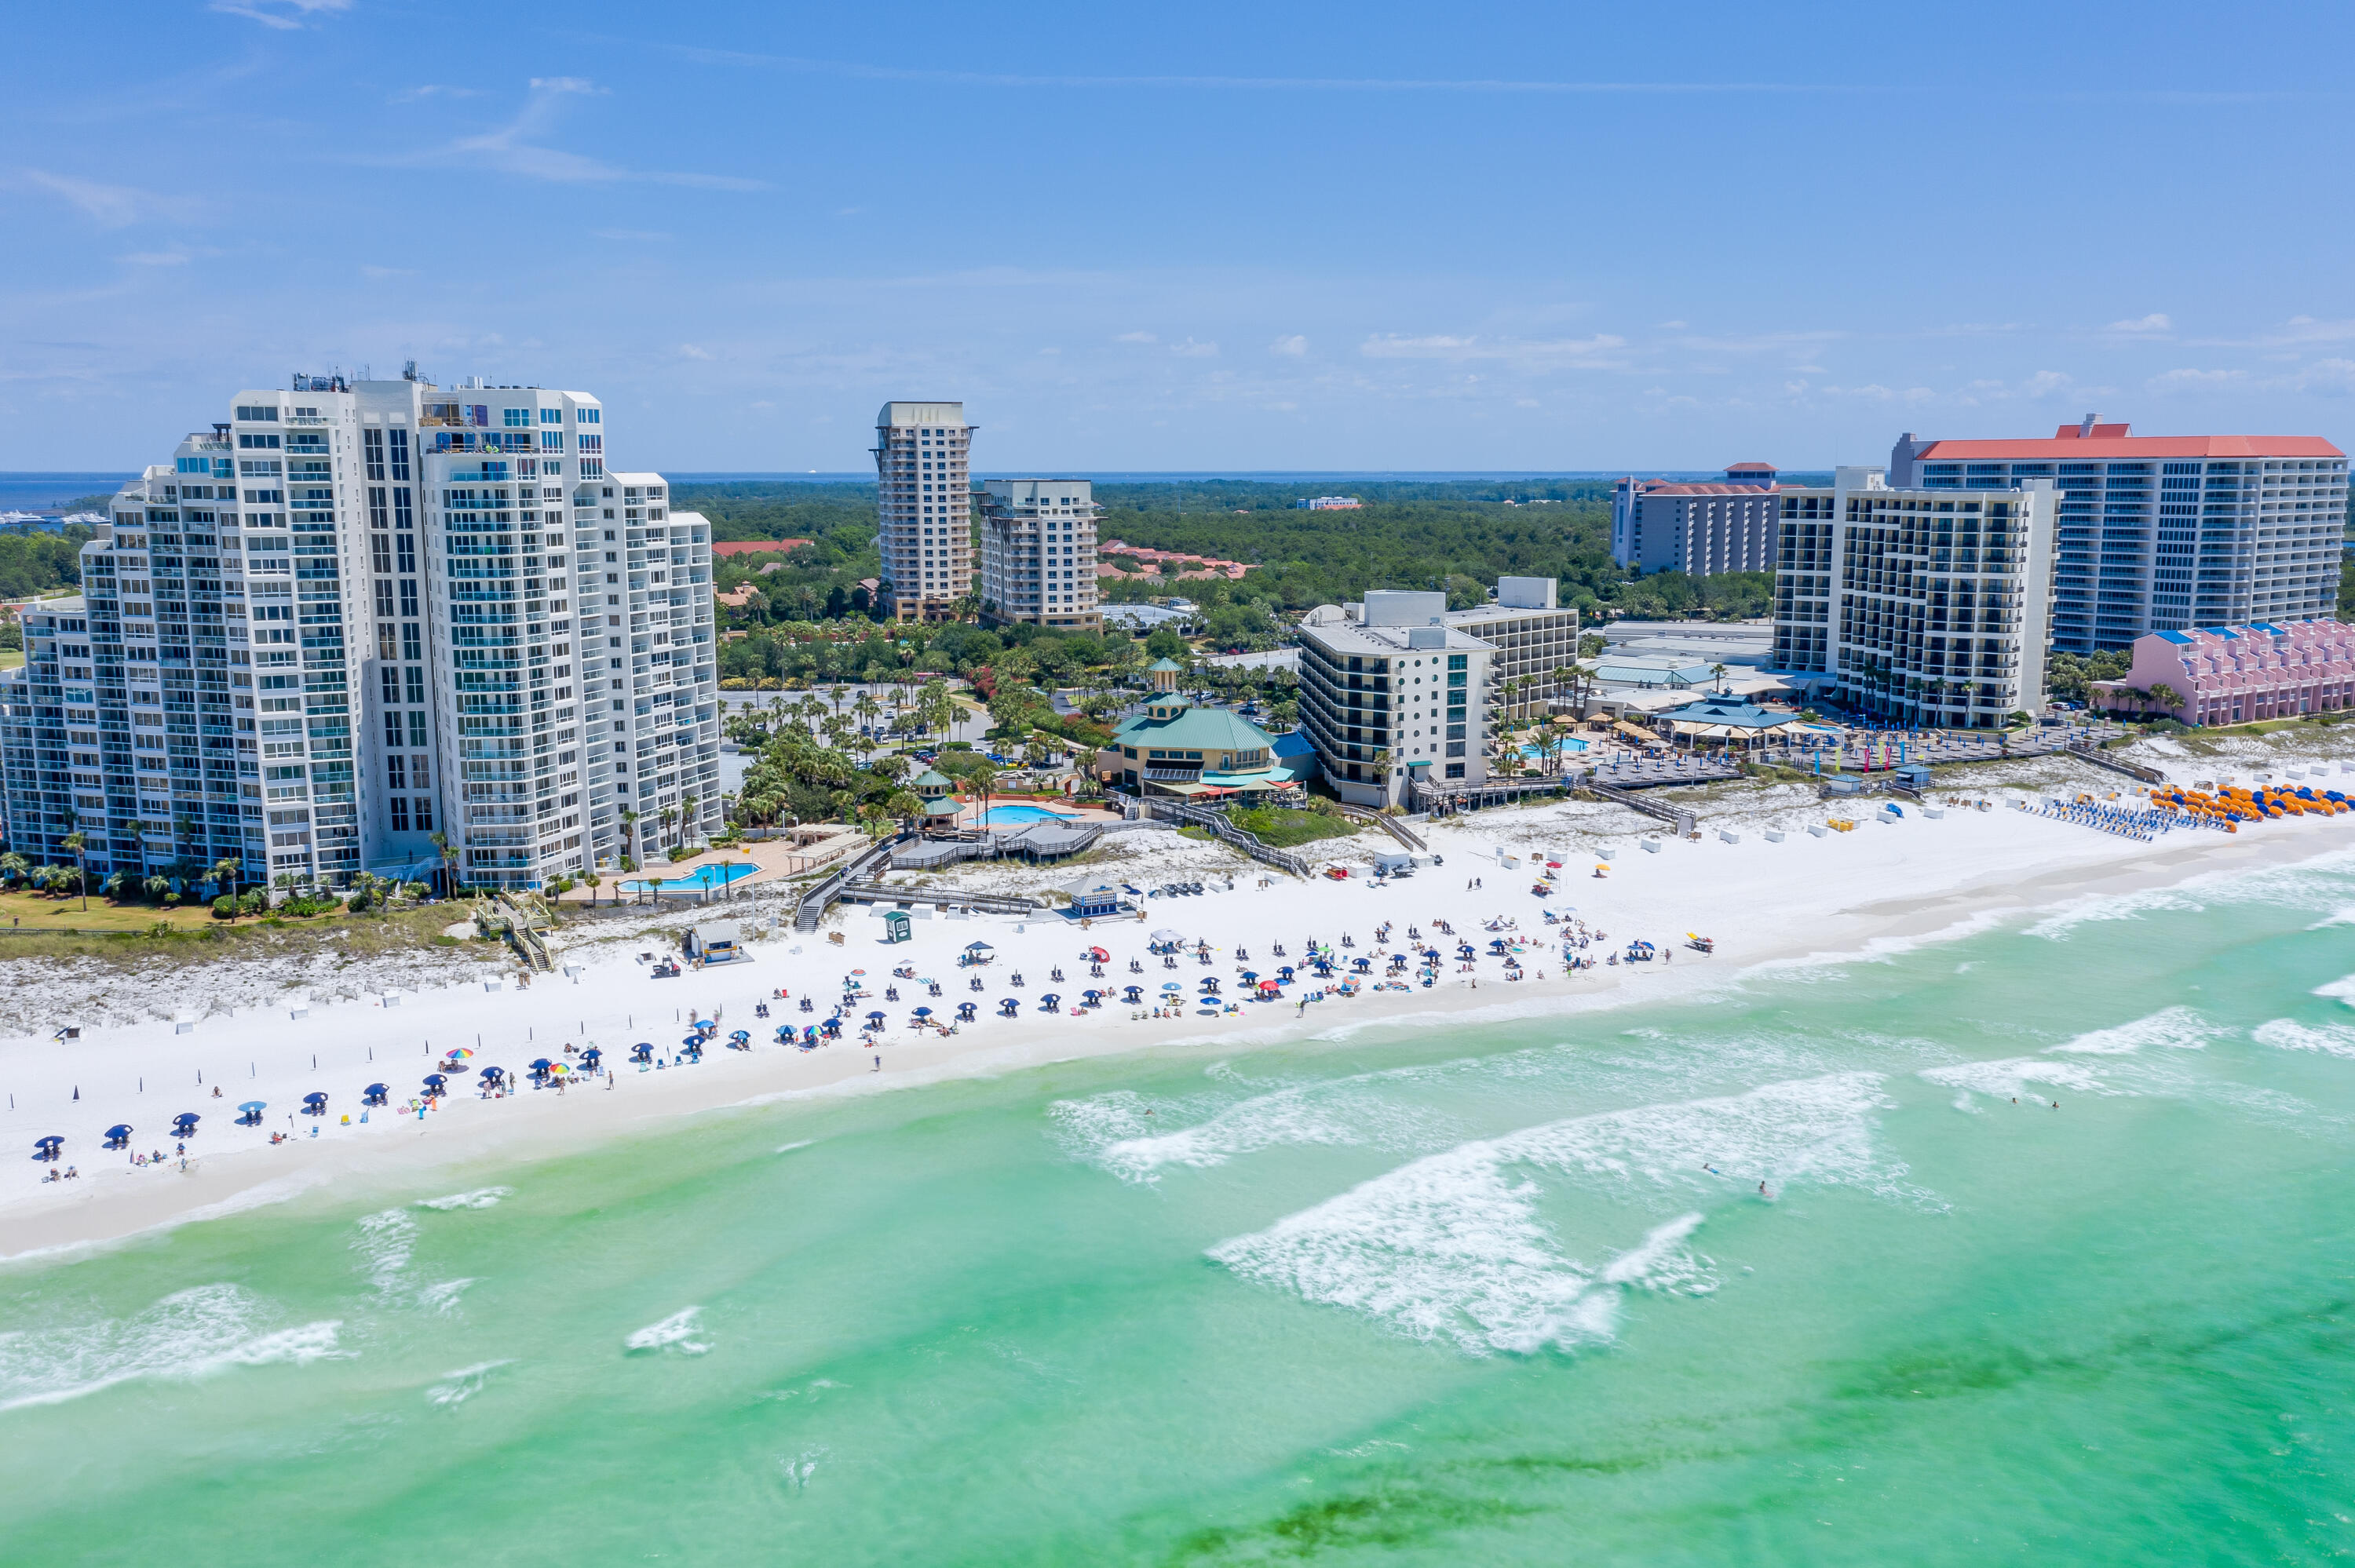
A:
1228,806,1360,848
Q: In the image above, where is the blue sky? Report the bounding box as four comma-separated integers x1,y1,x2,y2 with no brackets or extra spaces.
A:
5,0,2355,473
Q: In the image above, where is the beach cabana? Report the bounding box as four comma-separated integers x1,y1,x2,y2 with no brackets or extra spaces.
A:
1064,879,1126,920
878,909,912,943
685,921,745,965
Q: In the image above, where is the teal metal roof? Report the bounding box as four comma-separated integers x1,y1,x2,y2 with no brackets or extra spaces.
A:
1148,657,1183,671
1109,701,1279,755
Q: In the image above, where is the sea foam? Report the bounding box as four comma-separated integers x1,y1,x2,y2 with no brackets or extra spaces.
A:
416,1186,513,1211
0,1283,345,1413
2050,1005,2214,1055
626,1307,710,1355
2252,1018,2355,1059
1207,1072,1894,1355
1918,1056,2112,1110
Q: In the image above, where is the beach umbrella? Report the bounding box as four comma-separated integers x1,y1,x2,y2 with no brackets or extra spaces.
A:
364,1084,389,1103
1123,986,1144,1003
850,968,867,977
1087,946,1109,961
104,1124,132,1146
912,1006,933,1017
867,1010,886,1023
581,1048,603,1067
479,1064,502,1078
173,1111,203,1131
422,1074,447,1089
301,1093,327,1112
240,1099,268,1114
34,1136,61,1156
530,1057,553,1071
966,942,993,952
999,998,1019,1015
728,1030,750,1042
1161,981,1183,992
1239,969,1259,982
445,1047,473,1060
1040,994,1061,1008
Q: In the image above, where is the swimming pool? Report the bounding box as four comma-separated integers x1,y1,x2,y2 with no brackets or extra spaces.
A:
619,862,757,893
1519,738,1591,759
981,805,1081,826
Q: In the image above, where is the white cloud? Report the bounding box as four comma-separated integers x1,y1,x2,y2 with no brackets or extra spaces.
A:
1113,330,1156,344
360,263,416,278
2108,312,2173,333
384,78,764,190
210,0,351,29
393,85,480,103
1269,334,1308,356
1358,332,1627,367
11,169,199,228
1656,319,1689,330
678,344,713,360
1170,337,1219,358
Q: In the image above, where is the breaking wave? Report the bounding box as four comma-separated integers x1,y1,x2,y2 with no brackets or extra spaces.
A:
0,1283,345,1413
625,1307,710,1355
1207,1072,1898,1355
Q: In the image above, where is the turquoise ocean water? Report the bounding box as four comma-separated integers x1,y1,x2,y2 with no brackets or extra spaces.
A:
6,853,2355,1564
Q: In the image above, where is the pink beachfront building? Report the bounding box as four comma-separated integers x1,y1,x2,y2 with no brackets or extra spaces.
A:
2098,619,2355,726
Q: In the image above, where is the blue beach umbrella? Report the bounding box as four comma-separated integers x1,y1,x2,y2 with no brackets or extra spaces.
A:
104,1125,132,1147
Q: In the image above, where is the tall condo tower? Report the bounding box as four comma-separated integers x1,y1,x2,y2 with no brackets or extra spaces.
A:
872,402,974,622
1889,418,2346,655
976,479,1102,630
0,373,720,891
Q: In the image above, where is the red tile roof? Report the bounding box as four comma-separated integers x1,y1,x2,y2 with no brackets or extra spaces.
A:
1623,481,1786,497
1919,429,2342,461
1724,461,1777,472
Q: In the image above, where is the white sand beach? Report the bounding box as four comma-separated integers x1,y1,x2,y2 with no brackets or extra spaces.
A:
4,733,2353,1260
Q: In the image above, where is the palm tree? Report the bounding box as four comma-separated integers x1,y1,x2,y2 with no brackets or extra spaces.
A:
429,830,457,899
618,808,640,868
0,850,27,889
681,793,700,845
60,830,86,910
2147,681,2183,720
659,805,677,851
967,762,999,828
212,855,242,905
883,789,924,838
1710,662,1729,695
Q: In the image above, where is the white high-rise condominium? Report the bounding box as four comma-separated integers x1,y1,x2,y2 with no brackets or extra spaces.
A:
873,402,974,622
1889,418,2347,655
1769,466,2057,729
976,479,1101,630
0,371,719,892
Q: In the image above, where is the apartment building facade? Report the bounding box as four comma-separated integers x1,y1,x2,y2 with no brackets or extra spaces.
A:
1444,576,1581,722
1294,590,1495,808
1889,418,2346,655
872,401,974,622
1769,467,2056,729
0,374,717,892
975,479,1101,631
1610,464,1781,572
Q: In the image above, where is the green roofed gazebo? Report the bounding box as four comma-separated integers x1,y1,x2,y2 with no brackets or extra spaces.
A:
1147,658,1182,693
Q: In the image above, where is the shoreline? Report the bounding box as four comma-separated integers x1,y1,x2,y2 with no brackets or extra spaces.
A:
2,794,2350,1266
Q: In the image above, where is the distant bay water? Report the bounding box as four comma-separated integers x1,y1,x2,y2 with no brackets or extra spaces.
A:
0,473,136,513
